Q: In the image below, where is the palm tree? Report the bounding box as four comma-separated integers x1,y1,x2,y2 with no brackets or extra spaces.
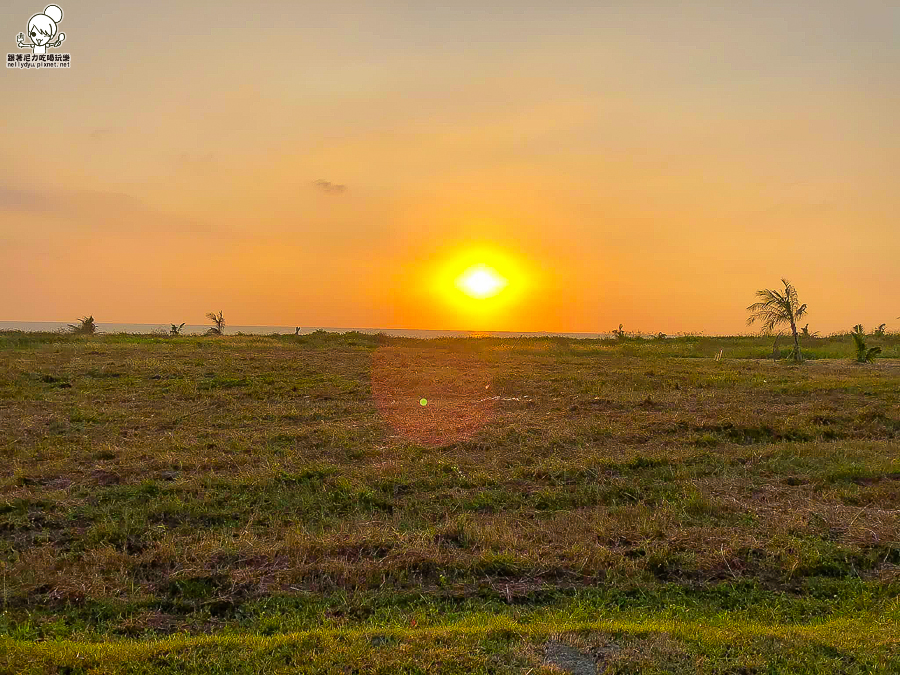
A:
746,279,807,363
68,315,96,335
206,311,225,336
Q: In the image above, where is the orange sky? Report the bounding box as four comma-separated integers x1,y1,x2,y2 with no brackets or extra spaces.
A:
1,1,898,334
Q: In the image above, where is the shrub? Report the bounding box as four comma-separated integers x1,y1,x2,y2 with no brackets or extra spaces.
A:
800,324,819,338
852,326,881,364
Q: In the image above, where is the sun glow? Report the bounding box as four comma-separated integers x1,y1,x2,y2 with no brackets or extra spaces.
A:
455,264,508,299
424,244,535,329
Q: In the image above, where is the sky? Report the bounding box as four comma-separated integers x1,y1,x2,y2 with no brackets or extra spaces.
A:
1,1,898,334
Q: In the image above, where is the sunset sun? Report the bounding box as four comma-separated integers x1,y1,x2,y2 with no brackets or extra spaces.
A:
455,264,508,299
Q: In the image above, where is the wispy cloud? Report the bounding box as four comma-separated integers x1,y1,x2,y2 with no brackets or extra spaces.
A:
89,127,114,140
312,179,347,195
174,151,220,175
177,151,217,165
0,183,212,234
0,185,65,213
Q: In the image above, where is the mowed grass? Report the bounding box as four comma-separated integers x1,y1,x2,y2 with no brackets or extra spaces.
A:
1,330,899,673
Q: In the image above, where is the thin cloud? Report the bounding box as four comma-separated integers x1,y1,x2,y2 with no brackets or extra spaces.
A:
177,151,217,165
175,151,220,174
312,179,348,195
0,183,213,234
0,185,64,213
90,128,114,140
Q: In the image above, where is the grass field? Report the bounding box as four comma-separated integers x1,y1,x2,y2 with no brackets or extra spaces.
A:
1,330,899,673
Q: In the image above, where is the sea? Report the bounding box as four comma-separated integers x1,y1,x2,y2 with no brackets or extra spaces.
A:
0,321,611,340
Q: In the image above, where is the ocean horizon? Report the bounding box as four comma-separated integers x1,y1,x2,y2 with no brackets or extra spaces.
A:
0,321,613,340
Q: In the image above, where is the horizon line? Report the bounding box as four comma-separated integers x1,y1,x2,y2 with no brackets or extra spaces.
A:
0,320,882,339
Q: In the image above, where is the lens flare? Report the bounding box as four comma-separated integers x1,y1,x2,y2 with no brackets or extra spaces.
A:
371,347,499,447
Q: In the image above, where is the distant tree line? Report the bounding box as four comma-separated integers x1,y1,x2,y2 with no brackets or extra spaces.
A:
62,292,896,366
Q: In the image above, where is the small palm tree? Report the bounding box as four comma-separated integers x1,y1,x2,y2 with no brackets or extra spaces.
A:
746,279,807,363
170,323,185,336
206,311,225,336
68,315,96,335
852,325,881,364
873,323,887,337
800,324,819,338
612,324,626,340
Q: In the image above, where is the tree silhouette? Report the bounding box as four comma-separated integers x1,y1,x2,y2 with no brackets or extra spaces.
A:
746,279,807,363
206,312,225,336
68,316,96,335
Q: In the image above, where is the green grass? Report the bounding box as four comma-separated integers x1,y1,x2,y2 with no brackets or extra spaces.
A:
1,330,899,673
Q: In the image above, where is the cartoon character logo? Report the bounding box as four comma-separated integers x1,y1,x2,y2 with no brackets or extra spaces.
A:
16,5,65,55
